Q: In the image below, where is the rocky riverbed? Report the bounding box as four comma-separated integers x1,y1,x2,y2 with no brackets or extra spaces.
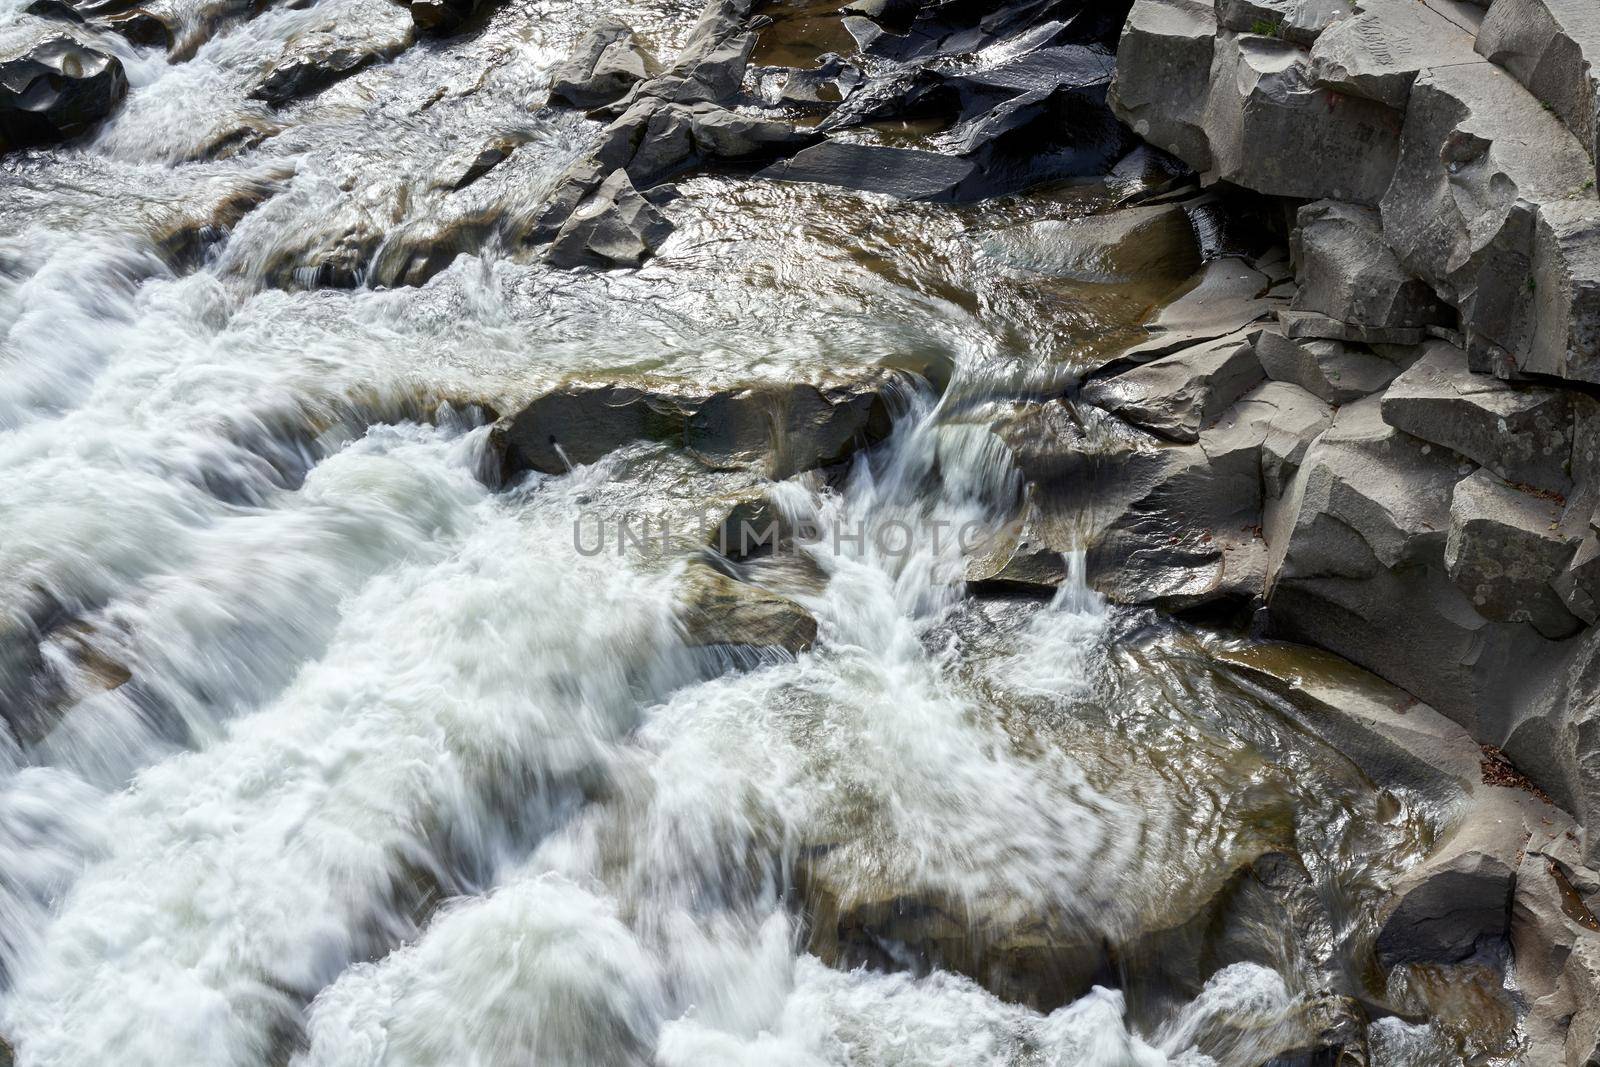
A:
0,0,1597,1063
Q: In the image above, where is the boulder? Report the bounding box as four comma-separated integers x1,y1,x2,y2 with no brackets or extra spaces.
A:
491,368,904,481
1082,332,1265,444
249,0,413,106
1379,342,1576,495
544,169,673,270
1475,0,1600,183
1288,200,1451,343
1254,331,1404,405
676,561,817,655
1444,470,1583,639
1308,0,1483,109
627,0,756,108
1241,379,1335,498
978,202,1201,284
1107,0,1219,172
1200,33,1402,205
1377,64,1598,378
0,29,126,152
1471,198,1600,385
1215,0,1352,47
1374,787,1550,967
1510,619,1600,864
548,19,656,109
987,398,1268,610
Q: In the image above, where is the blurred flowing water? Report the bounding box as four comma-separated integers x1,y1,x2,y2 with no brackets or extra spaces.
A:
0,0,1463,1064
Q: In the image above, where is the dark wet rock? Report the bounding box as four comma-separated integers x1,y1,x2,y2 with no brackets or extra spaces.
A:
492,368,905,481
1200,33,1402,206
1307,0,1482,110
1374,787,1544,968
1445,470,1583,639
1475,0,1600,184
676,560,817,655
1379,342,1576,496
756,141,976,201
548,19,657,110
1216,642,1480,804
1113,258,1279,366
408,0,492,36
544,168,673,271
0,28,126,153
1254,331,1404,405
1106,0,1218,171
977,202,1200,284
1082,332,1265,445
1288,201,1451,344
249,0,414,106
1216,0,1352,47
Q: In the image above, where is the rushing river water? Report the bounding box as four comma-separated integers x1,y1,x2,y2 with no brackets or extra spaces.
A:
0,0,1500,1064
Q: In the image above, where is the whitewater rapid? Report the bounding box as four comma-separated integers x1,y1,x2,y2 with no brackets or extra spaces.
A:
0,0,1452,1062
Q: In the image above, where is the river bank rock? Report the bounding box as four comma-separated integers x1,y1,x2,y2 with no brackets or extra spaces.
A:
491,369,906,482
0,27,126,153
1254,331,1405,405
1287,201,1451,345
1080,331,1264,444
1445,470,1583,639
1474,0,1600,186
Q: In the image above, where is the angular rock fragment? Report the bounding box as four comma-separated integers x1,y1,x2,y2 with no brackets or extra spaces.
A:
1107,0,1218,171
1378,64,1597,378
1288,200,1450,343
1082,332,1264,444
1379,342,1576,495
1200,33,1401,205
1512,841,1600,1066
1374,788,1548,967
756,141,977,201
0,29,126,152
548,19,656,109
1254,331,1403,405
545,169,672,270
1444,469,1583,638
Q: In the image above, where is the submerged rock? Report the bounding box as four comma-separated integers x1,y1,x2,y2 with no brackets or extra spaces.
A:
249,0,414,106
676,560,817,655
0,29,126,153
491,368,905,481
979,202,1201,284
